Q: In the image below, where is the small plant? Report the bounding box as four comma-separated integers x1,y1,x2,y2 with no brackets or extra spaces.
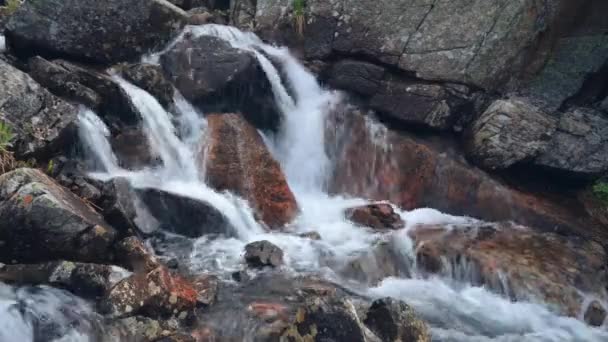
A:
46,159,55,175
0,120,16,174
293,0,306,37
2,0,22,15
593,181,608,204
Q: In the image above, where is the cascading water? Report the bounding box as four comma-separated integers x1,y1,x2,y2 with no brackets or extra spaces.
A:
72,24,608,341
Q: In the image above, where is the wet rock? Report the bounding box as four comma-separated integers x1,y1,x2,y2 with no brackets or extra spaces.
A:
114,236,162,273
298,231,322,240
193,274,218,306
161,35,280,130
465,98,557,170
244,240,284,268
97,178,139,234
0,59,79,159
138,188,233,238
0,168,117,263
364,297,430,342
203,113,299,229
231,270,251,282
122,63,174,109
327,60,478,131
111,127,157,170
0,261,130,298
106,315,175,341
339,240,407,286
409,222,608,318
345,203,404,230
584,301,607,327
534,107,608,179
256,0,571,90
106,265,198,319
6,0,187,64
156,334,196,342
328,107,601,240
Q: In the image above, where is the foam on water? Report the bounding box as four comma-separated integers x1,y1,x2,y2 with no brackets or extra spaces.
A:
73,24,608,341
0,35,5,53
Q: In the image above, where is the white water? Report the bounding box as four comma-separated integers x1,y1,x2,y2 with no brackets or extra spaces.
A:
0,35,5,53
73,25,608,341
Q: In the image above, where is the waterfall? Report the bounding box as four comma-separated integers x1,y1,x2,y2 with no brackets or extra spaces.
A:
70,24,608,341
0,35,5,53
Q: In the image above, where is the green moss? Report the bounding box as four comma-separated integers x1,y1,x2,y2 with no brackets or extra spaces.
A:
593,181,608,204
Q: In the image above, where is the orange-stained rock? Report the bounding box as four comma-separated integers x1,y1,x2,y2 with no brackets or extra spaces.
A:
201,113,298,229
409,222,608,318
345,203,404,230
107,266,198,319
327,106,606,243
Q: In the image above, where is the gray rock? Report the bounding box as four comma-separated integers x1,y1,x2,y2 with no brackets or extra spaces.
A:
0,59,79,159
364,298,430,342
0,261,130,298
122,63,174,109
466,98,557,170
138,188,233,238
584,301,607,327
256,0,565,90
6,0,187,63
600,96,608,113
161,34,280,130
534,107,608,178
0,168,117,263
328,60,386,96
244,240,284,268
345,203,405,230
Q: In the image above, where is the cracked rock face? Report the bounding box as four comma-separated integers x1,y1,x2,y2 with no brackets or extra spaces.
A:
465,98,557,170
256,0,564,90
5,0,187,64
534,107,608,178
0,168,117,264
0,59,79,159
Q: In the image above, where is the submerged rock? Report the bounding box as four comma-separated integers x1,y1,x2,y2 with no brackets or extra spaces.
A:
0,168,117,264
466,98,557,170
0,261,130,298
192,274,219,306
409,222,607,318
203,113,298,229
364,298,431,342
0,59,79,159
244,240,284,268
584,301,607,327
345,203,405,230
6,0,187,63
161,35,280,130
138,188,233,238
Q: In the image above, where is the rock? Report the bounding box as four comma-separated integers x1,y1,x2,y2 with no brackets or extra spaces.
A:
282,297,367,342
600,96,608,113
345,203,404,230
231,270,250,282
327,60,478,131
534,107,608,179
0,168,117,263
298,231,321,240
584,301,607,327
465,98,557,170
409,222,607,318
338,240,408,286
106,316,174,342
0,59,79,159
138,188,233,238
27,57,140,126
0,261,130,298
122,63,174,109
106,266,198,319
114,236,162,273
111,127,157,169
328,106,603,240
5,0,187,63
97,178,139,234
244,240,284,268
364,298,430,342
256,0,571,90
161,35,280,130
203,113,298,229
229,0,256,29
156,334,196,342
192,274,218,306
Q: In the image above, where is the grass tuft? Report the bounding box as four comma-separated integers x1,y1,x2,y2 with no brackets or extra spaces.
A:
293,0,306,37
593,181,608,205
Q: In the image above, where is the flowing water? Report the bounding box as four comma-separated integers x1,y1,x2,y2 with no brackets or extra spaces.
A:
1,24,607,341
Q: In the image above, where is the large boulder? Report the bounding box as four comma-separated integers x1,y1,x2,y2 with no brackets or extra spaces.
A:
409,222,607,318
244,240,284,268
364,298,431,342
202,113,298,229
5,0,187,63
256,0,575,90
0,59,79,159
327,60,479,131
465,98,558,170
328,106,604,241
138,188,233,238
122,63,175,109
0,168,118,263
0,261,130,298
161,34,280,130
533,107,608,179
